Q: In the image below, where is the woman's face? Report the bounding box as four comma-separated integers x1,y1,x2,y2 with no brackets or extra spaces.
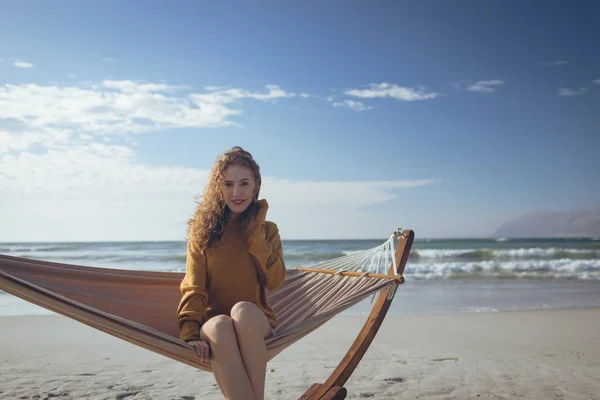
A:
222,164,256,216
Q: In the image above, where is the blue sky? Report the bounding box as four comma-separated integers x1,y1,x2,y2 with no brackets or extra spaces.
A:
1,0,599,241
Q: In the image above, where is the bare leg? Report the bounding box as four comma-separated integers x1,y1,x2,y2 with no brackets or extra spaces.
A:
200,315,254,400
230,302,271,400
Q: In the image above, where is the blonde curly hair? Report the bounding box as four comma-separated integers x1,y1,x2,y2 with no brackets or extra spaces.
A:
186,146,262,250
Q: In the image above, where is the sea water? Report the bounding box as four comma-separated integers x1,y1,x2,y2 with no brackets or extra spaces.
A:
1,238,600,316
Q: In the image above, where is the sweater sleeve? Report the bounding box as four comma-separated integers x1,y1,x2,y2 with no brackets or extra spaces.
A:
249,221,287,291
176,241,209,342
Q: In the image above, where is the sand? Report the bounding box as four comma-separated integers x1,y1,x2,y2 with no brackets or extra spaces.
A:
1,308,599,399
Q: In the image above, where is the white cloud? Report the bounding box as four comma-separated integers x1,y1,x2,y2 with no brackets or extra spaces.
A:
263,178,435,207
0,139,435,240
558,87,588,97
0,80,295,138
191,84,294,104
468,80,504,93
1,143,433,204
345,83,440,101
0,127,70,153
455,80,505,93
0,142,209,241
540,60,568,67
0,142,202,196
332,100,374,112
68,73,77,78
593,79,600,84
100,79,189,93
100,57,116,63
14,60,34,69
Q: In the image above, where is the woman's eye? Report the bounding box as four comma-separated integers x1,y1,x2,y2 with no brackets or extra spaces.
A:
224,183,232,187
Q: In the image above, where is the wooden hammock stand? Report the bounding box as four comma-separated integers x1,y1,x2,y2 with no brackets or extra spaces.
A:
296,229,414,400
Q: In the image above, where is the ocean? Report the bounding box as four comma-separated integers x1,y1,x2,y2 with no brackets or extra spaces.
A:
2,238,600,317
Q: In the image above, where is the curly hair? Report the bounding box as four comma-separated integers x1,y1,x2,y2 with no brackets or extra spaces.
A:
186,146,262,250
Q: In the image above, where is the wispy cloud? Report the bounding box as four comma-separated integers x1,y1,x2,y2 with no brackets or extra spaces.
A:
345,83,440,101
263,178,436,207
0,80,295,138
0,79,294,218
0,141,204,196
540,60,568,67
558,87,588,97
0,131,435,240
332,99,374,112
0,79,296,179
13,60,34,69
469,80,504,93
68,73,77,78
191,84,293,105
593,79,600,84
0,125,71,153
455,80,505,93
1,143,435,206
100,57,116,63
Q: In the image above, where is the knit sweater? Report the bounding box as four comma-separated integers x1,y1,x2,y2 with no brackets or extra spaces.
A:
176,200,287,343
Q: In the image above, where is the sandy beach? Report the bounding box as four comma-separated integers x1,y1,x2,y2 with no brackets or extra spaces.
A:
1,308,599,399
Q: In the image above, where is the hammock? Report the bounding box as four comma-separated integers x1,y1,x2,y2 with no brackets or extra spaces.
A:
0,229,414,400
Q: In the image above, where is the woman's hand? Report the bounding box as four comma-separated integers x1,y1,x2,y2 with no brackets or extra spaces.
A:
254,199,268,226
249,199,269,239
188,340,211,362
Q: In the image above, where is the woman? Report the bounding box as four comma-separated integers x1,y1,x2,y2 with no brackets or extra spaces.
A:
176,146,286,400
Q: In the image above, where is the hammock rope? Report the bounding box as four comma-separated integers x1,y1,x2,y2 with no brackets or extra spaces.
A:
305,233,400,275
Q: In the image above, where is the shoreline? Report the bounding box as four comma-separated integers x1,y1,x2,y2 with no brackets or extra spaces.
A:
1,308,599,399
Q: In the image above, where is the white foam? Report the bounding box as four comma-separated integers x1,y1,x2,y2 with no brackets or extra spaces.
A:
416,249,480,258
414,247,597,259
459,307,500,313
404,259,600,280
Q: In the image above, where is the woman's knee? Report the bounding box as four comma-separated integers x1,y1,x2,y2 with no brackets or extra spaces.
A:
200,315,235,343
230,302,269,334
231,301,261,320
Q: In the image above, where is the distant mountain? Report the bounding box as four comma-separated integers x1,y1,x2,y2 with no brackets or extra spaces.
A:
494,205,600,238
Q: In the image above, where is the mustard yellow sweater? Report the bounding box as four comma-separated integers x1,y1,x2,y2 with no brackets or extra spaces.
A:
176,201,287,342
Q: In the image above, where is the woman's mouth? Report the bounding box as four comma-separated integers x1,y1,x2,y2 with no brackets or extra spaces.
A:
231,199,245,206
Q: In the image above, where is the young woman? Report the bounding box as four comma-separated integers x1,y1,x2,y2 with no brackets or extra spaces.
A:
176,146,286,400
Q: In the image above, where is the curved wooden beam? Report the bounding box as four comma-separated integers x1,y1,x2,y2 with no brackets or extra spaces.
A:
298,229,414,400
